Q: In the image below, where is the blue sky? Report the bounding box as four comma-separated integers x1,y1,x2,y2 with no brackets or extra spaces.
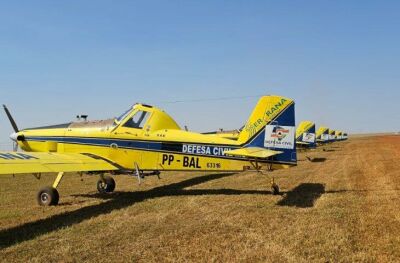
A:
0,1,399,149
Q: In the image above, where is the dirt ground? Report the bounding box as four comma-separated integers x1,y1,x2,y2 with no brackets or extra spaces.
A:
0,135,399,262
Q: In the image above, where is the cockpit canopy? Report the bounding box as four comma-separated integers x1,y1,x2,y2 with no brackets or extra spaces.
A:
115,103,181,132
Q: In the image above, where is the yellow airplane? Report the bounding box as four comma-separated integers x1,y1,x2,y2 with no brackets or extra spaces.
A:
295,121,316,149
328,129,336,142
335,130,342,141
0,95,297,206
316,126,330,144
338,131,348,141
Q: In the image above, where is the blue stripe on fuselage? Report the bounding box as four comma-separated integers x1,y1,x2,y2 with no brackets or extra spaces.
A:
24,136,240,158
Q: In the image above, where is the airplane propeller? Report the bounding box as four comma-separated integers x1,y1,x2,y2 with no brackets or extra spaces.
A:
3,105,20,151
3,105,19,133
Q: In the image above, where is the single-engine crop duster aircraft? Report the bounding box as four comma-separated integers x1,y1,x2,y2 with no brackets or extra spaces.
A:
295,121,316,149
329,129,336,142
316,126,330,144
0,95,297,206
335,130,342,141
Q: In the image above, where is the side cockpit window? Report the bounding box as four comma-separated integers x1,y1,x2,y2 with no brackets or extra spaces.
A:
123,110,150,129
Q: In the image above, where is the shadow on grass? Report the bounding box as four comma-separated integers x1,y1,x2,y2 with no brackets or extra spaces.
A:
306,157,327,163
0,173,272,249
277,183,325,208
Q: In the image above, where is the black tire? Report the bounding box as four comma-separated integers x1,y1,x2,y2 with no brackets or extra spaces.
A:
37,187,59,206
271,184,280,195
97,176,116,193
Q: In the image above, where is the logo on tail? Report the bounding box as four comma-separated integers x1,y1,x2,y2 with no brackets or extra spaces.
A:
302,132,316,143
264,125,295,149
271,126,290,141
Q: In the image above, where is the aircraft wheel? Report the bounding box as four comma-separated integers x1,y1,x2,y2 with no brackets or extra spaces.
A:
97,176,115,193
37,187,59,206
271,184,280,195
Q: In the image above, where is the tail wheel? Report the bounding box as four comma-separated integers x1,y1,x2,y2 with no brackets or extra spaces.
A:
97,176,116,193
271,184,280,195
37,187,59,206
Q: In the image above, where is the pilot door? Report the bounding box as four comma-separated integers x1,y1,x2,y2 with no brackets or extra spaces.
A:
109,109,153,170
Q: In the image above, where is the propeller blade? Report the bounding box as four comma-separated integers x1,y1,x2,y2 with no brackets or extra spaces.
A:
3,105,19,132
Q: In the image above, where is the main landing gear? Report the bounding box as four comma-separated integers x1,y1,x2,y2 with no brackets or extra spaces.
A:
37,186,59,206
37,171,64,206
97,175,116,193
36,172,117,206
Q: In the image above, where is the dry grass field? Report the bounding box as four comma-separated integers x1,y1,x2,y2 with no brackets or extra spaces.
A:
0,135,399,262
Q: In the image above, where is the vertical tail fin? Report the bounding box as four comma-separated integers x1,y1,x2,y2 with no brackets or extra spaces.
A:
237,95,296,164
317,126,330,143
329,129,336,142
296,121,316,148
335,131,342,141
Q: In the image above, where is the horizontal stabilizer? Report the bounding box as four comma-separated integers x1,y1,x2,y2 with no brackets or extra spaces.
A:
224,147,282,159
296,141,310,145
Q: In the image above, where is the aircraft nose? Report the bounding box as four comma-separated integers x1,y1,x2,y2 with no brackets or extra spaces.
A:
10,132,18,142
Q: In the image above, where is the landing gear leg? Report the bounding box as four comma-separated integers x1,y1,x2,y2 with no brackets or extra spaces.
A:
271,177,280,195
37,172,64,206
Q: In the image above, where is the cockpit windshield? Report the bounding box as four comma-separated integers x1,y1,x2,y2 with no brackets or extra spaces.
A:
115,107,133,122
123,110,150,129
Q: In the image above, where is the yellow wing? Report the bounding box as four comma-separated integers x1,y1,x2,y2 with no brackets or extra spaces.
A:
0,152,119,175
224,147,282,158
